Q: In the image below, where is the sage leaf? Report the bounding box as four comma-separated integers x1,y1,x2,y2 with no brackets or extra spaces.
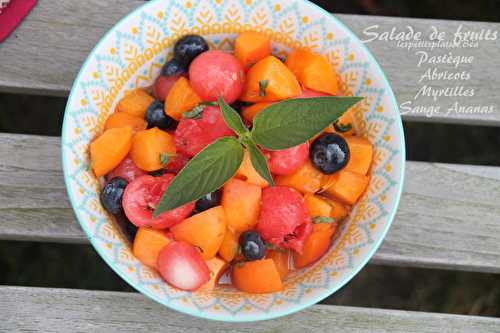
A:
183,102,218,119
153,137,244,215
333,120,353,133
159,152,176,166
259,79,269,97
245,139,275,186
312,216,336,224
218,97,249,136
251,97,363,150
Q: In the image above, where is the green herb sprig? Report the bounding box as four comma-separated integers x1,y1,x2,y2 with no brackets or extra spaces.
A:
153,95,362,216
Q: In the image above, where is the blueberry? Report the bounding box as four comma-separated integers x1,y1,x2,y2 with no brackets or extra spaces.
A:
161,57,187,77
174,34,209,65
310,133,350,174
115,211,137,243
146,101,178,130
100,177,128,214
194,190,222,214
239,231,266,261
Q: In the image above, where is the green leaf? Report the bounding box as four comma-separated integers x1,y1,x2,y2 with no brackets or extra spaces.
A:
182,102,218,119
333,120,353,133
259,79,269,97
153,137,244,215
251,97,363,150
159,152,176,166
312,216,336,224
182,105,205,119
244,139,275,186
218,97,249,136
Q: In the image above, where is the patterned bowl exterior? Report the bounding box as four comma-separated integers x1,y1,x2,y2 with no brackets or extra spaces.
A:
62,0,405,322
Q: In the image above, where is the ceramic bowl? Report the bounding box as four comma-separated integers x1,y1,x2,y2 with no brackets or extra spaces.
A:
62,0,405,321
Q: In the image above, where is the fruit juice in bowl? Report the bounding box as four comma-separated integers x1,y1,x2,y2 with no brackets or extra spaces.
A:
62,0,404,321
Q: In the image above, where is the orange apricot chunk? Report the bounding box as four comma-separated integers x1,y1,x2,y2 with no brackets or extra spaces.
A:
293,222,336,268
130,127,176,172
266,249,290,279
171,206,227,260
276,160,325,194
235,150,269,188
90,127,133,177
285,49,338,95
327,197,349,221
198,256,229,292
132,227,172,269
304,193,333,218
232,259,283,293
104,112,147,132
241,102,274,122
117,89,155,118
165,76,202,120
323,170,369,205
240,56,301,102
222,178,262,233
344,136,373,175
218,228,239,262
305,193,349,222
234,31,272,68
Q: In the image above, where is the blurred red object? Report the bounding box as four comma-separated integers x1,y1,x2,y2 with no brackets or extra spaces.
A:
0,0,38,42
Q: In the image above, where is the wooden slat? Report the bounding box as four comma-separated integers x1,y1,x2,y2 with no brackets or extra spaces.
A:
0,0,499,125
1,133,500,273
1,286,499,332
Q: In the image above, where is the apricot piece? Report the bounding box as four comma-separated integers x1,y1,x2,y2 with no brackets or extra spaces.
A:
285,49,338,95
235,31,272,68
218,228,239,262
117,89,155,118
104,112,147,132
305,194,349,222
323,170,369,205
132,227,172,269
170,206,227,260
266,249,290,279
198,256,229,292
165,76,202,120
304,193,333,217
293,222,336,268
327,197,349,221
90,127,133,177
232,259,283,293
130,128,176,172
276,160,325,194
240,56,301,102
221,178,262,233
344,136,373,175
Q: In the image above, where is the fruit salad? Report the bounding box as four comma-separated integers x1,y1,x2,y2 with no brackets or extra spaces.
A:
90,32,373,294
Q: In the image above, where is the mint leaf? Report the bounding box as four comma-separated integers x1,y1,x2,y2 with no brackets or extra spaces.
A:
259,79,269,97
251,97,363,150
333,120,352,133
245,139,274,186
153,137,244,215
182,105,205,119
218,97,248,136
183,102,218,119
160,152,176,166
312,216,336,224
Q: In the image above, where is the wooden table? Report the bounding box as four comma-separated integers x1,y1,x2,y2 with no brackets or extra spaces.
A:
1,1,499,331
